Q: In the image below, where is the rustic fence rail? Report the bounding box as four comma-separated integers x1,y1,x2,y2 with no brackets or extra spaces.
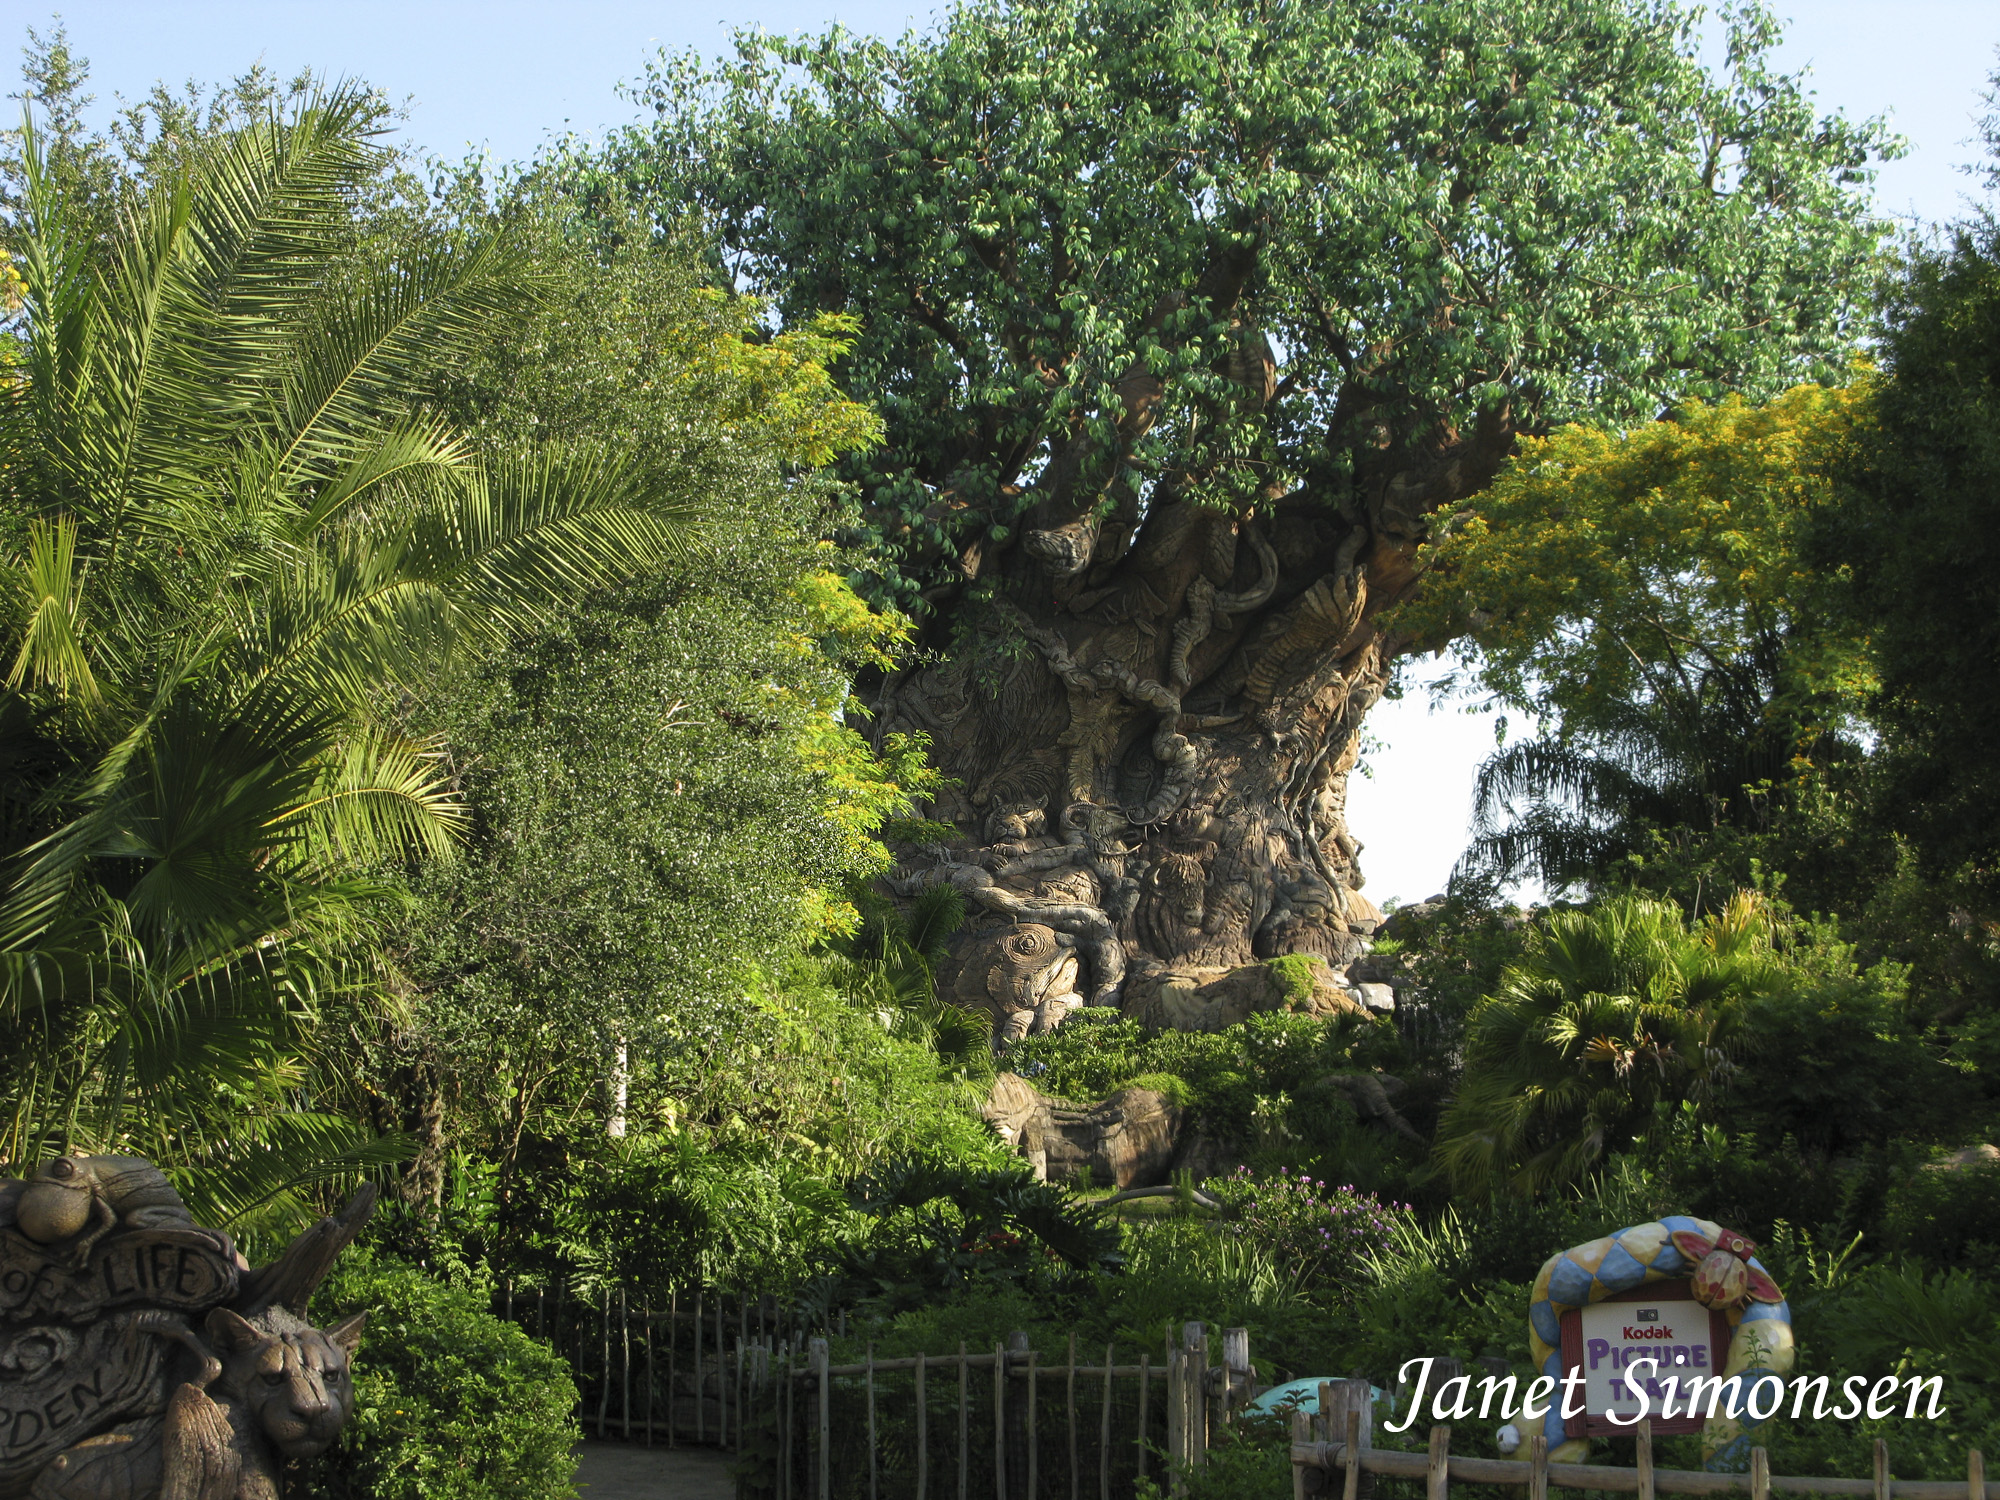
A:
1291,1413,1995,1500
506,1289,1989,1500
747,1317,1252,1499
504,1283,792,1451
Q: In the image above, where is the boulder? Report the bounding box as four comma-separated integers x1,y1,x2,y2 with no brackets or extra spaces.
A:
1377,897,1446,942
981,1073,1183,1187
1925,1143,2000,1171
1355,982,1397,1014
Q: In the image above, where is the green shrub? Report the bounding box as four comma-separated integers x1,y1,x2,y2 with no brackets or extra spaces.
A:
310,1257,580,1500
1123,1071,1195,1105
1881,1162,2000,1276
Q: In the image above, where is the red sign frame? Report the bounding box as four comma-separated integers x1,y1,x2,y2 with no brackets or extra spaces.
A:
1557,1281,1733,1438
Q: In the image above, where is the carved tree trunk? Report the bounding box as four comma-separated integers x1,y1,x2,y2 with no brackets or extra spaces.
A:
871,412,1513,1037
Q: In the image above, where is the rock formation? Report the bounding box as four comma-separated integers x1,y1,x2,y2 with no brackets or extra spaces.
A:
982,1074,1182,1188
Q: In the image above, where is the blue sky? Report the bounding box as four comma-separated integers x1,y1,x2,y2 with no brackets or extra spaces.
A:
20,1,2000,905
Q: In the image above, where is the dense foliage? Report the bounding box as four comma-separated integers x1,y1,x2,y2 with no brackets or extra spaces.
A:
8,16,2000,1500
1402,384,1874,892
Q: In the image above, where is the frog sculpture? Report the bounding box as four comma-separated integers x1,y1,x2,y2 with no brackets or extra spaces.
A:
0,1155,375,1500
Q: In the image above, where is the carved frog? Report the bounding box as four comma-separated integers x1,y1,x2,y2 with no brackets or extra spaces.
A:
2,1156,199,1266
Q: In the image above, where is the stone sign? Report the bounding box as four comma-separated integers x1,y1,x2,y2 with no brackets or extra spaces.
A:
0,1155,375,1500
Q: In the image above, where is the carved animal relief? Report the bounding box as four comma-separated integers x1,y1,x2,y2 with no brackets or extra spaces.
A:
0,1157,375,1500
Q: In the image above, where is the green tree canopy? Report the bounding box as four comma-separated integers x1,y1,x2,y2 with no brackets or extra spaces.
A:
553,0,1902,1008
626,0,1891,608
1827,127,2000,890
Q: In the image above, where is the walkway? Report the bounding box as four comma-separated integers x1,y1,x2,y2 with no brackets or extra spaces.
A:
576,1439,735,1500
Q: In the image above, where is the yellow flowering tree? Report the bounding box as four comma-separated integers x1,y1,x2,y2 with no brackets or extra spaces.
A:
1396,381,1877,891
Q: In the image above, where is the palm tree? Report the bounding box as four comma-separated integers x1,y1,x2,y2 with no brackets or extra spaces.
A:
0,89,697,1224
1434,892,1774,1195
1455,643,1829,895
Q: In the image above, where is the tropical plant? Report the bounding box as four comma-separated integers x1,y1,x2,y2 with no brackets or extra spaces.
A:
1395,383,1875,894
828,884,993,1076
834,1154,1123,1311
0,88,696,1220
1434,892,1777,1193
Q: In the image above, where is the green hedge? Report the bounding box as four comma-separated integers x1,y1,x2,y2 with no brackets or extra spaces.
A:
310,1258,580,1500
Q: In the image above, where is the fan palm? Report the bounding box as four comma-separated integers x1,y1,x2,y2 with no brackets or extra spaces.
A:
0,90,699,1218
1435,892,1774,1195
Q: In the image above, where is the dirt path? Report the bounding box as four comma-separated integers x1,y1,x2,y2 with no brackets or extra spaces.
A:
576,1439,735,1500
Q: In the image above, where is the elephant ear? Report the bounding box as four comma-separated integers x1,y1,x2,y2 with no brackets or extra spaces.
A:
1670,1230,1715,1266
1745,1265,1785,1304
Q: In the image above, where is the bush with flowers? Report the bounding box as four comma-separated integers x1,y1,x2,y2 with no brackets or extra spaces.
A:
1208,1167,1412,1295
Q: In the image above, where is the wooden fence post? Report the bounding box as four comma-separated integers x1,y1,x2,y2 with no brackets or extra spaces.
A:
959,1342,970,1500
916,1350,928,1500
1027,1345,1039,1500
1178,1321,1208,1486
1099,1343,1113,1500
622,1291,634,1442
1137,1352,1151,1488
812,1337,831,1500
1528,1434,1548,1500
1752,1446,1771,1500
1637,1419,1654,1500
1426,1426,1450,1500
1291,1409,1311,1500
646,1301,659,1448
1067,1332,1078,1500
1004,1332,1030,1500
1323,1378,1372,1500
993,1340,1008,1500
1969,1450,1986,1500
1877,1441,1893,1500
1220,1328,1251,1431
780,1338,793,1500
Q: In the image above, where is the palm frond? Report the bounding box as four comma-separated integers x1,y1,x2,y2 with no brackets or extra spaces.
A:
5,518,98,705
167,1113,411,1231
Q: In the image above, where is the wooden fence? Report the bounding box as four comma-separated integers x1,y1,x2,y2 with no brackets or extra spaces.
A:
507,1284,784,1449
514,1292,1996,1500
518,1288,1256,1497
1290,1406,1997,1500
746,1319,1255,1499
